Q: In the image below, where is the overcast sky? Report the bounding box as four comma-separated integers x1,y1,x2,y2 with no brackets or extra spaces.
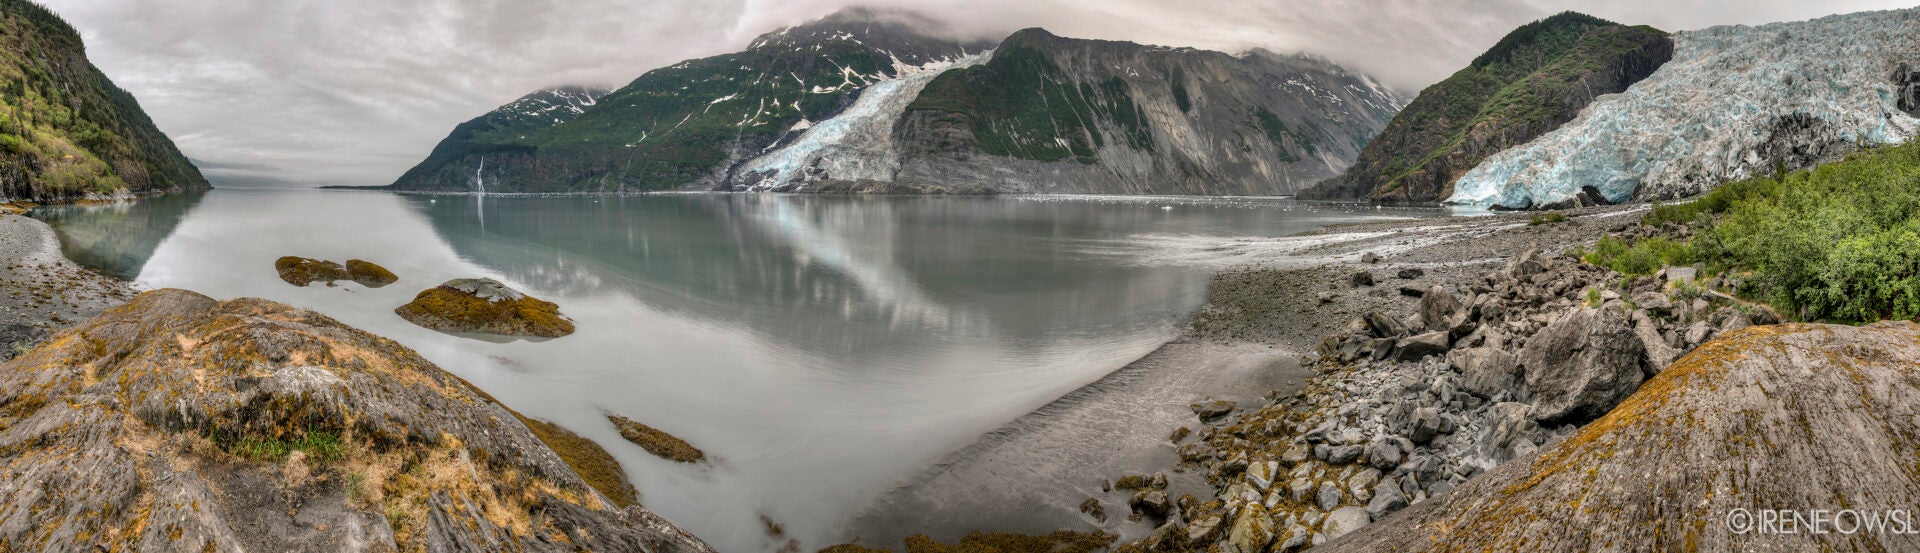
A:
36,0,1913,188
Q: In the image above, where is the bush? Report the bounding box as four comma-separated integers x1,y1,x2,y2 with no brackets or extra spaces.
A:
1690,142,1920,322
1581,235,1692,276
1529,211,1568,225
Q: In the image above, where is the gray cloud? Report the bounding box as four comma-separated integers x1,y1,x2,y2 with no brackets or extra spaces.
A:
37,0,1911,188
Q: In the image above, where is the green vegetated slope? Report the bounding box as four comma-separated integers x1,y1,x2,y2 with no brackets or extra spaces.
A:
903,29,1155,164
0,0,205,202
1300,12,1671,202
1587,141,1920,323
388,10,985,192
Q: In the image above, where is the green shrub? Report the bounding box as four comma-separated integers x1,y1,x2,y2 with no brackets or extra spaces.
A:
1528,211,1568,225
1582,235,1692,276
1689,142,1920,322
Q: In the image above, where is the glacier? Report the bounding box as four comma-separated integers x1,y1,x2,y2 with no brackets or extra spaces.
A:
737,52,990,191
1448,9,1920,208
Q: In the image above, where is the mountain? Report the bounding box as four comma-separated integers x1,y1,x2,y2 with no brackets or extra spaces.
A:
387,9,991,193
391,10,1404,195
875,30,1402,195
1298,12,1672,203
1448,8,1920,208
0,0,206,203
389,86,609,191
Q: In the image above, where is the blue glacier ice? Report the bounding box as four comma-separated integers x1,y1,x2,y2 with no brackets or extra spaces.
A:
1448,9,1920,208
739,53,990,191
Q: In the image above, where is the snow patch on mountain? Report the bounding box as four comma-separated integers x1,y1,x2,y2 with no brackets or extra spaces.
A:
1448,9,1920,208
735,52,991,191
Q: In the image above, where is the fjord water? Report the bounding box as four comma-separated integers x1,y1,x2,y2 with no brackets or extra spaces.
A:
36,189,1442,551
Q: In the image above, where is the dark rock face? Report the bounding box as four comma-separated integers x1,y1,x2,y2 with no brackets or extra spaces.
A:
0,289,712,552
1898,63,1920,116
1327,322,1920,552
1519,306,1646,423
891,30,1402,195
1298,15,1672,203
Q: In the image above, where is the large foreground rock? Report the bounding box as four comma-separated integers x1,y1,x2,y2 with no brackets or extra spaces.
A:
1519,306,1644,423
0,289,711,552
395,278,575,338
1324,322,1920,551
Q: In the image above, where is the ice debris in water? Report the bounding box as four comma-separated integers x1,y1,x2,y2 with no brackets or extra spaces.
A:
1448,9,1920,208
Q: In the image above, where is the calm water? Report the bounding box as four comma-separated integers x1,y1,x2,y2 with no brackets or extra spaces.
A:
35,189,1449,551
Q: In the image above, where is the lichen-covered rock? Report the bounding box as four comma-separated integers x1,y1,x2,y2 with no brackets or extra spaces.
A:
394,278,574,338
0,289,712,553
1324,322,1920,552
1519,306,1645,423
275,256,398,288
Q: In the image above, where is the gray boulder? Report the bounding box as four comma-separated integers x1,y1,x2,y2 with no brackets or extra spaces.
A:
1321,507,1372,539
1520,307,1646,423
1317,481,1345,511
1366,478,1409,519
1418,286,1465,333
1395,331,1451,361
1448,347,1521,400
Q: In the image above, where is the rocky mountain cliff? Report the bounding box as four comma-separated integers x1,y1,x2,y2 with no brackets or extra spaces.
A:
1298,12,1671,203
0,289,713,552
1326,321,1920,551
0,0,206,203
1449,8,1920,208
390,9,1403,195
879,30,1401,195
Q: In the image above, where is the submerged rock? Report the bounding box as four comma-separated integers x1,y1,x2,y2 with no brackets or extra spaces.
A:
1325,322,1920,551
274,255,398,288
0,289,712,552
394,278,574,338
608,414,707,464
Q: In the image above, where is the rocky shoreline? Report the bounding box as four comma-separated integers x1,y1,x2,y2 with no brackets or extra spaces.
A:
1068,205,1790,552
842,202,1804,551
0,212,135,361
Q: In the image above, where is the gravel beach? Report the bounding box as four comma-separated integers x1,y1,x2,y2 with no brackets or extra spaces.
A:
0,213,134,360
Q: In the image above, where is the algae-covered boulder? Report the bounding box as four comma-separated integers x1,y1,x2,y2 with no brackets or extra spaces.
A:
394,278,574,338
609,414,706,464
345,259,399,287
1325,322,1920,552
274,255,398,288
0,289,712,552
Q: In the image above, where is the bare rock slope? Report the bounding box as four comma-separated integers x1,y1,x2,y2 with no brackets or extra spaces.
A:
1326,321,1920,551
0,289,710,552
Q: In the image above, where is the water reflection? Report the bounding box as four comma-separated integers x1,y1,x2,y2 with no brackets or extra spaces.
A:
29,190,207,279
37,189,1447,552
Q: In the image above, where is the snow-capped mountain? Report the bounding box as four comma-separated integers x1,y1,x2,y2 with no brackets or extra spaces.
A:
388,9,1405,195
1449,8,1920,208
389,86,609,192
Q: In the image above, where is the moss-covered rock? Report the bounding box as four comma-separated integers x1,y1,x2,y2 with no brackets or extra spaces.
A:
0,289,712,552
394,278,574,338
1324,322,1920,551
609,414,706,464
345,259,398,287
274,255,398,288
